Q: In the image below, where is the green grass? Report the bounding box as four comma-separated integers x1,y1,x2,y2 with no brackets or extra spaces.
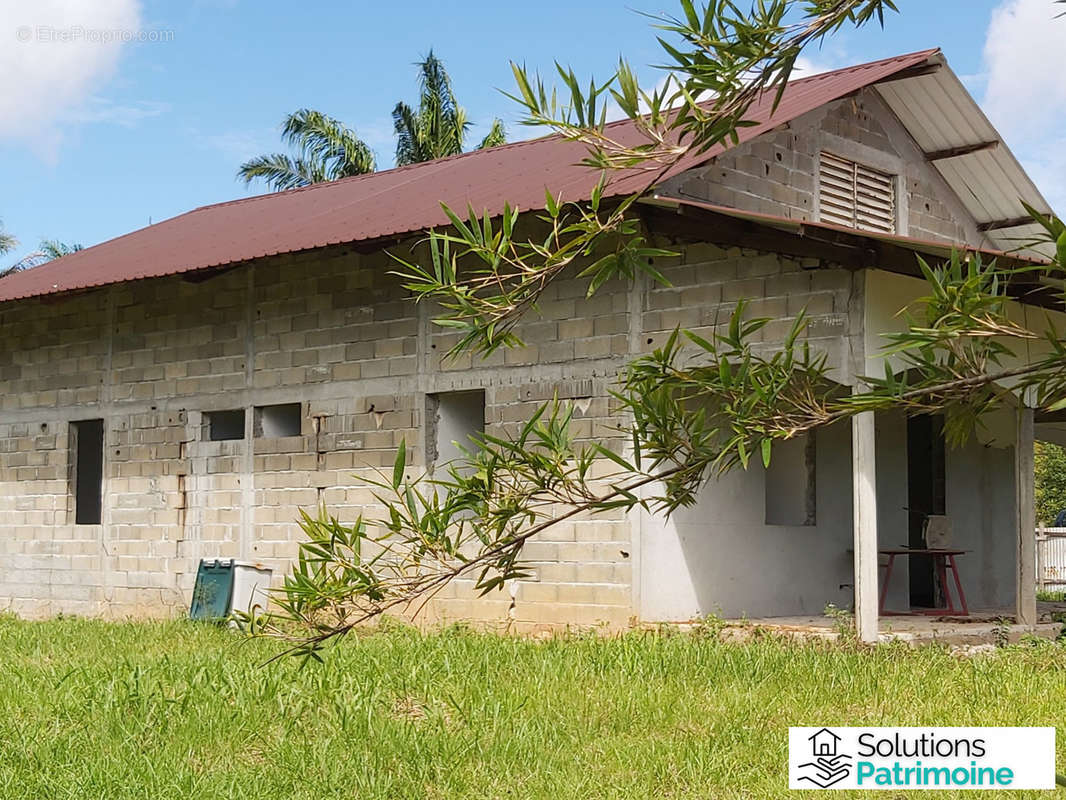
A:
0,617,1064,799
1039,590,1066,602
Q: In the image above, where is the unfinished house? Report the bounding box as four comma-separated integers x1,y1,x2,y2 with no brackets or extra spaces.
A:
0,49,1059,641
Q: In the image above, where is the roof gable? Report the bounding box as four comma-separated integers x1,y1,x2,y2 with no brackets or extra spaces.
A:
874,54,1053,251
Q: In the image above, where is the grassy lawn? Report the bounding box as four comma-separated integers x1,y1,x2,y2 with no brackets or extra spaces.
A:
0,617,1064,799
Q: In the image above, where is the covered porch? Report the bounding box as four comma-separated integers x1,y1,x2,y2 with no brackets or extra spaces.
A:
636,267,1058,643
846,405,1041,642
637,404,1040,642
847,269,1054,642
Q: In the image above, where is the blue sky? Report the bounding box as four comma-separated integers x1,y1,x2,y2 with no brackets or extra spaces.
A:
1,0,1063,266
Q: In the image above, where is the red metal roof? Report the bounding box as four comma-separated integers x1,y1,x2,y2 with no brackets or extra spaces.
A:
0,49,938,304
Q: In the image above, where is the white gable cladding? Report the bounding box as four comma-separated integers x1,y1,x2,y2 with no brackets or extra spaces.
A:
875,58,1055,252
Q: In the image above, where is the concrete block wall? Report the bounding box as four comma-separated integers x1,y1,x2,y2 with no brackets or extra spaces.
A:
641,241,860,382
423,264,637,630
0,225,863,628
660,89,987,248
0,239,649,629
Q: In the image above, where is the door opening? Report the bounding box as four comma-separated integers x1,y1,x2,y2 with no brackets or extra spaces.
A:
906,414,946,608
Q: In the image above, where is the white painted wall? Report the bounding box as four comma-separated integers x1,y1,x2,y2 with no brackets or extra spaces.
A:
945,436,1017,609
638,420,855,620
636,407,1014,620
865,269,1066,417
865,267,1023,610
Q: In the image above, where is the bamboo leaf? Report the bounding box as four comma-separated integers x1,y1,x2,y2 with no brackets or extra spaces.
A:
594,443,636,473
392,440,406,490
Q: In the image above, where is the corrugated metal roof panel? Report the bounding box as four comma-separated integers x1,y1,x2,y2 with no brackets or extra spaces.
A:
0,49,940,305
874,60,1054,254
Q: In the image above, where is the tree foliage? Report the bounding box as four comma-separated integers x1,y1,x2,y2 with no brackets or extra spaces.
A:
38,240,83,260
239,52,505,192
393,51,506,166
245,0,1066,658
0,220,15,256
392,51,507,167
1036,442,1066,526
1,238,82,279
238,109,376,191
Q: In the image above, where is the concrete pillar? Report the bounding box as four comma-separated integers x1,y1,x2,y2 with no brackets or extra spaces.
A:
239,265,256,562
852,410,879,643
1015,405,1037,628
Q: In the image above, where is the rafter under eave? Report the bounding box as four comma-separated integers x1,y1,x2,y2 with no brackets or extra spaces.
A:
871,62,942,85
924,141,999,161
977,216,1035,232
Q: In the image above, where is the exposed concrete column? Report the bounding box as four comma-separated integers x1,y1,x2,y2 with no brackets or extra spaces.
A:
415,296,433,468
239,265,256,561
627,269,648,621
1015,405,1036,628
100,285,118,612
852,410,879,643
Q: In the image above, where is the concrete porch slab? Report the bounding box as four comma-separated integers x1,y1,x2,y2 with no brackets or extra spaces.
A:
718,603,1064,647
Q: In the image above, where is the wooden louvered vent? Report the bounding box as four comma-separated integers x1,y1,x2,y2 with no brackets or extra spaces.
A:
818,152,895,233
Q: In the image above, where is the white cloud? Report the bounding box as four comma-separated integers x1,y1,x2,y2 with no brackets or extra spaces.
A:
983,0,1066,133
0,0,142,157
66,96,169,127
792,55,837,78
1016,141,1066,213
982,0,1066,212
565,52,841,127
194,129,274,161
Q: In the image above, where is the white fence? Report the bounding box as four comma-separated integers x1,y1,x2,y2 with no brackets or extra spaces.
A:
1037,528,1066,592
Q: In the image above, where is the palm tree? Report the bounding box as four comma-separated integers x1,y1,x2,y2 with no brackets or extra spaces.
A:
0,221,18,279
478,118,507,151
0,220,15,256
238,109,376,192
239,52,505,192
39,240,82,260
393,51,506,166
1,239,82,279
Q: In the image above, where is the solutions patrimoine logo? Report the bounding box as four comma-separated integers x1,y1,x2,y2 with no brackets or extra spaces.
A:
790,727,1055,790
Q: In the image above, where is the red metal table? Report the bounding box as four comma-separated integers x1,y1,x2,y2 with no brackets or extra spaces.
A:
878,548,969,616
